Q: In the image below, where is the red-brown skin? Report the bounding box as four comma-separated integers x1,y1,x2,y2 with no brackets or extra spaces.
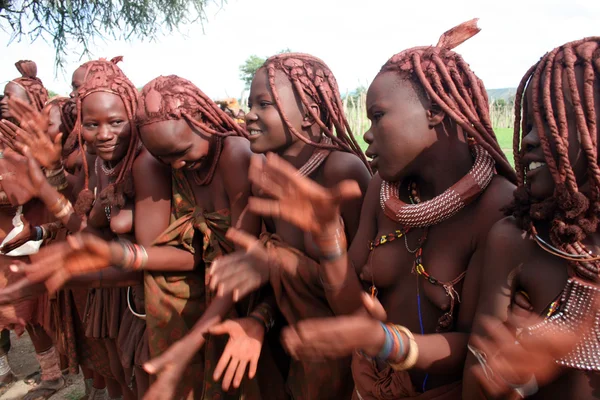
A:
333,73,515,391
463,54,600,399
1,83,30,120
247,66,371,255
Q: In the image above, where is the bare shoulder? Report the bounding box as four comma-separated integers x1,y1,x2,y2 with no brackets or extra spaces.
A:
321,150,370,188
220,136,253,187
133,147,165,174
221,136,253,160
486,216,529,253
476,175,516,214
471,175,516,230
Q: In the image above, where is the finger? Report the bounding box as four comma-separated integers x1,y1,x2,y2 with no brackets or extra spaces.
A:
332,180,363,203
361,291,387,321
248,351,259,380
247,197,283,220
208,254,249,291
225,228,259,251
232,359,248,389
281,326,302,359
2,120,20,138
144,353,169,375
231,282,258,303
221,357,240,391
45,270,70,294
215,270,260,299
54,133,63,147
471,364,506,399
213,348,232,382
0,135,16,151
3,148,27,165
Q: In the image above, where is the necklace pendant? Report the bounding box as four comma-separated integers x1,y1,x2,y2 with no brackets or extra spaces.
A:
369,285,378,298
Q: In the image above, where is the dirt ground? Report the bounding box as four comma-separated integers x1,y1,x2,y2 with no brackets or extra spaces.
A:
0,331,84,400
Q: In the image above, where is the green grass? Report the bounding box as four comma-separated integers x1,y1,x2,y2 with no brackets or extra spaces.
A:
356,126,515,167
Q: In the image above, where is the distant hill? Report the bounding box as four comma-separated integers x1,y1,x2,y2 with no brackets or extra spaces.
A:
487,88,517,102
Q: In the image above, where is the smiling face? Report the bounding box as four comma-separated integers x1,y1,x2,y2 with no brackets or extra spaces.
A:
519,64,597,200
245,68,307,154
1,82,30,119
363,72,438,182
139,118,211,170
81,91,131,163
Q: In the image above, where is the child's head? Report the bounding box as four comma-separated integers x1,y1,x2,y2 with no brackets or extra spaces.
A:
136,75,246,175
364,19,515,183
246,53,369,170
73,60,140,215
510,37,600,248
1,60,49,119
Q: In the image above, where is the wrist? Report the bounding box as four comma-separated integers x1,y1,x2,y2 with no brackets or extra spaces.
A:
109,241,124,266
314,220,347,262
245,317,267,338
47,161,63,171
364,320,387,357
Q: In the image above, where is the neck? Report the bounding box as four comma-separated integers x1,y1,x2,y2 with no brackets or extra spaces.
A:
408,140,473,201
279,137,319,170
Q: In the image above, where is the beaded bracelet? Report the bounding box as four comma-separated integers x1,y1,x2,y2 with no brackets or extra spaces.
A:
116,240,148,271
249,303,275,333
49,195,73,220
45,166,68,191
388,325,419,371
34,226,43,241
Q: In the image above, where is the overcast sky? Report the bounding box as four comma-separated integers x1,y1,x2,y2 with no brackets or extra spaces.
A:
0,0,598,99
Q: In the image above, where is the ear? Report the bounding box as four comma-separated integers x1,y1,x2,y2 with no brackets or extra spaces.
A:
426,103,445,128
301,103,320,129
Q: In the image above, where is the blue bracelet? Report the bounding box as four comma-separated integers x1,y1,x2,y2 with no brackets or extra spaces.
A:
34,226,43,241
376,322,393,360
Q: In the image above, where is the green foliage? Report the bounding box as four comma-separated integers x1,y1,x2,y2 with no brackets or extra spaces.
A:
47,89,59,98
0,0,218,69
239,48,293,89
239,55,266,89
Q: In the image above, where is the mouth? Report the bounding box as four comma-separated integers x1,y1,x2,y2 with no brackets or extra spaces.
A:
527,161,546,171
185,158,204,170
366,153,378,168
525,160,547,180
248,129,263,139
96,145,117,152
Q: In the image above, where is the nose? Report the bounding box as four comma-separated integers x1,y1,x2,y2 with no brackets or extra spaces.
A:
245,107,258,124
521,124,540,153
363,126,374,145
96,124,114,141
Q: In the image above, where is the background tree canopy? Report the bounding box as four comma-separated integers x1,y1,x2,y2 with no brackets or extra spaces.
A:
0,0,217,69
239,48,292,89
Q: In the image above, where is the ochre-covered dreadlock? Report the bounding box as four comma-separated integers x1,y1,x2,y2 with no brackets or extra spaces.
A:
261,53,371,172
136,75,247,185
73,56,125,92
73,60,141,215
379,19,516,183
508,37,600,280
10,60,49,112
